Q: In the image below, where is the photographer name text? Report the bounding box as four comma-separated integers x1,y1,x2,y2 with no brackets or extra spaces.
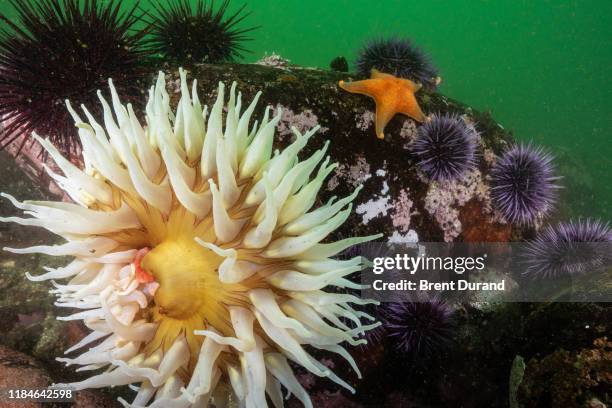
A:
372,279,506,292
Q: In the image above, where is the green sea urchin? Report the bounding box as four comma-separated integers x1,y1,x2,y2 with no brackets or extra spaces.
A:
146,0,256,66
0,69,382,407
0,0,149,156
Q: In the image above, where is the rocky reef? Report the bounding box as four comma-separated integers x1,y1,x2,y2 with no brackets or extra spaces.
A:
9,62,517,244
518,336,611,407
0,62,608,407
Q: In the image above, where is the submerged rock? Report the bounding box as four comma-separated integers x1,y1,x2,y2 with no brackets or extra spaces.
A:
5,63,521,244
0,151,63,360
0,63,528,407
0,345,52,408
0,345,119,407
179,63,518,243
518,337,612,407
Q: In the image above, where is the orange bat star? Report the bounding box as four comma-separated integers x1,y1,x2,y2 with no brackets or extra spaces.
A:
339,69,426,139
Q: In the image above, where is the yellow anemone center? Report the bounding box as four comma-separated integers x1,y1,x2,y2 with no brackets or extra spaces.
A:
109,180,278,375
142,238,222,320
137,226,270,374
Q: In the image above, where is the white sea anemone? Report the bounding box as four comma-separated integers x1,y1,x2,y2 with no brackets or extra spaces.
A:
0,69,381,407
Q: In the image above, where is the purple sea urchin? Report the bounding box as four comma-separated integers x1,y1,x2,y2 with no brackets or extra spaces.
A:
383,294,455,358
146,0,256,66
411,113,478,181
490,143,559,225
522,218,612,278
355,37,438,89
0,0,149,156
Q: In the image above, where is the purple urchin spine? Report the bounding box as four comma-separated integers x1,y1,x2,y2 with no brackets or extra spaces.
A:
522,218,612,279
355,37,439,89
0,0,149,156
489,143,560,225
411,113,478,182
145,0,256,66
383,293,455,358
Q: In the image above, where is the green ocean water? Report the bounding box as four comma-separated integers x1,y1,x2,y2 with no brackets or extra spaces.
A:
2,0,611,220
240,0,612,220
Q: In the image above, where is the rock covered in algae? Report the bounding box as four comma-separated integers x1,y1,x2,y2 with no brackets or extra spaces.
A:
518,337,612,407
354,302,611,407
0,345,118,407
177,63,518,244
0,151,121,403
0,62,522,407
9,62,520,245
0,150,66,359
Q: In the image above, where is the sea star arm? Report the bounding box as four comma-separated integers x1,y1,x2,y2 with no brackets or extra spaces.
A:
398,93,426,123
338,70,426,139
338,79,374,97
375,105,396,140
401,78,422,92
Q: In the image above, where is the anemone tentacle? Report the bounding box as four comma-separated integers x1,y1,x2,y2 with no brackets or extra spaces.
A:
1,69,381,407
